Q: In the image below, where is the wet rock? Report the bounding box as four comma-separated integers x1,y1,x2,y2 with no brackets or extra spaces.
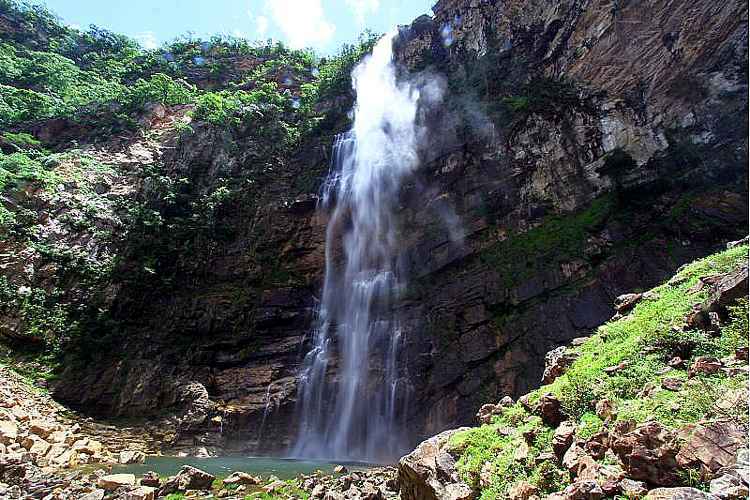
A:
543,346,580,384
611,421,679,485
553,421,577,458
98,473,137,490
645,487,719,499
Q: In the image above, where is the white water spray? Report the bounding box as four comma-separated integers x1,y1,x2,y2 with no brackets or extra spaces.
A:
291,32,435,462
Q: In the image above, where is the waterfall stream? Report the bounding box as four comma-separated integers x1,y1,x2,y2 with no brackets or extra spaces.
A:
290,32,428,462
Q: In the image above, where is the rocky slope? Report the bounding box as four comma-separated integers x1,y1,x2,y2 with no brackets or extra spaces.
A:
0,0,747,460
397,241,749,499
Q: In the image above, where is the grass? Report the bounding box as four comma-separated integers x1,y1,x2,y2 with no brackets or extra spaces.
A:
449,243,749,497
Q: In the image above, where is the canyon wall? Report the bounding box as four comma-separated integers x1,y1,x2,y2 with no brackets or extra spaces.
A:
40,0,750,455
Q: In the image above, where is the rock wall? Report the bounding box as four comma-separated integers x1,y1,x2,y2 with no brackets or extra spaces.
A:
50,0,748,456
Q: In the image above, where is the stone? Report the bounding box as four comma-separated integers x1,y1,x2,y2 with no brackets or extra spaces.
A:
620,478,648,498
399,428,475,500
119,450,146,464
536,393,564,427
223,471,261,485
47,430,68,444
311,484,326,498
140,471,161,487
80,490,106,500
710,474,748,499
28,420,56,439
604,361,629,374
543,346,580,384
584,431,610,460
562,479,604,499
98,474,137,490
10,406,28,422
50,448,79,468
734,347,748,361
615,293,643,315
668,357,685,368
676,421,746,475
661,378,684,391
167,465,215,491
595,399,616,420
562,445,586,473
0,421,18,445
611,421,680,485
124,486,156,500
334,464,348,474
688,357,722,377
645,487,719,499
553,421,577,458
508,481,539,499
264,480,287,493
514,441,530,461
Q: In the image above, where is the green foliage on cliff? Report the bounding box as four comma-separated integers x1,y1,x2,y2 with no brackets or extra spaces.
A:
451,244,749,498
481,195,614,288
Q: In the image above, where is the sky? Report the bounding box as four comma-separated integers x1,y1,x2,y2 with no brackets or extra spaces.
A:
30,0,436,54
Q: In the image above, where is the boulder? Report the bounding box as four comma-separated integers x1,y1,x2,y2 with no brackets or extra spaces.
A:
508,481,539,499
553,421,577,458
28,420,57,439
676,421,746,475
561,479,604,499
160,465,215,493
119,450,146,464
98,474,137,491
562,445,587,474
223,471,261,485
543,347,580,384
611,421,680,485
620,478,648,498
398,428,475,500
709,474,748,499
688,357,722,377
334,464,348,474
79,490,105,500
615,293,643,315
595,399,617,420
536,393,565,427
140,471,161,487
645,487,719,499
124,486,156,500
0,421,18,445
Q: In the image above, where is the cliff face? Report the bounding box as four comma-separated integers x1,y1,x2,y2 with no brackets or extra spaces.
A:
10,0,747,456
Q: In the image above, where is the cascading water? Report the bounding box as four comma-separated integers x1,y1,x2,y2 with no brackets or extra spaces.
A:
291,31,430,462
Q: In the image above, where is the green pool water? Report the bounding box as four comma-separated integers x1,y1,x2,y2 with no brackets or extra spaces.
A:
115,456,370,480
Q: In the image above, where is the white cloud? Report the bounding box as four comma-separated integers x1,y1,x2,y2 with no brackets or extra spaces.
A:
265,0,334,49
134,32,159,50
256,15,269,39
345,0,379,25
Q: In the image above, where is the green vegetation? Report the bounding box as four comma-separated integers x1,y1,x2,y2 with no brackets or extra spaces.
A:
451,244,749,497
480,195,614,287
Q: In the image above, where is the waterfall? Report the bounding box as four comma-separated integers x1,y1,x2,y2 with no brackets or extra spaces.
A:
291,31,428,462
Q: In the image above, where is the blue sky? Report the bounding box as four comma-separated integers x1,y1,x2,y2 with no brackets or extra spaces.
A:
31,0,435,54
